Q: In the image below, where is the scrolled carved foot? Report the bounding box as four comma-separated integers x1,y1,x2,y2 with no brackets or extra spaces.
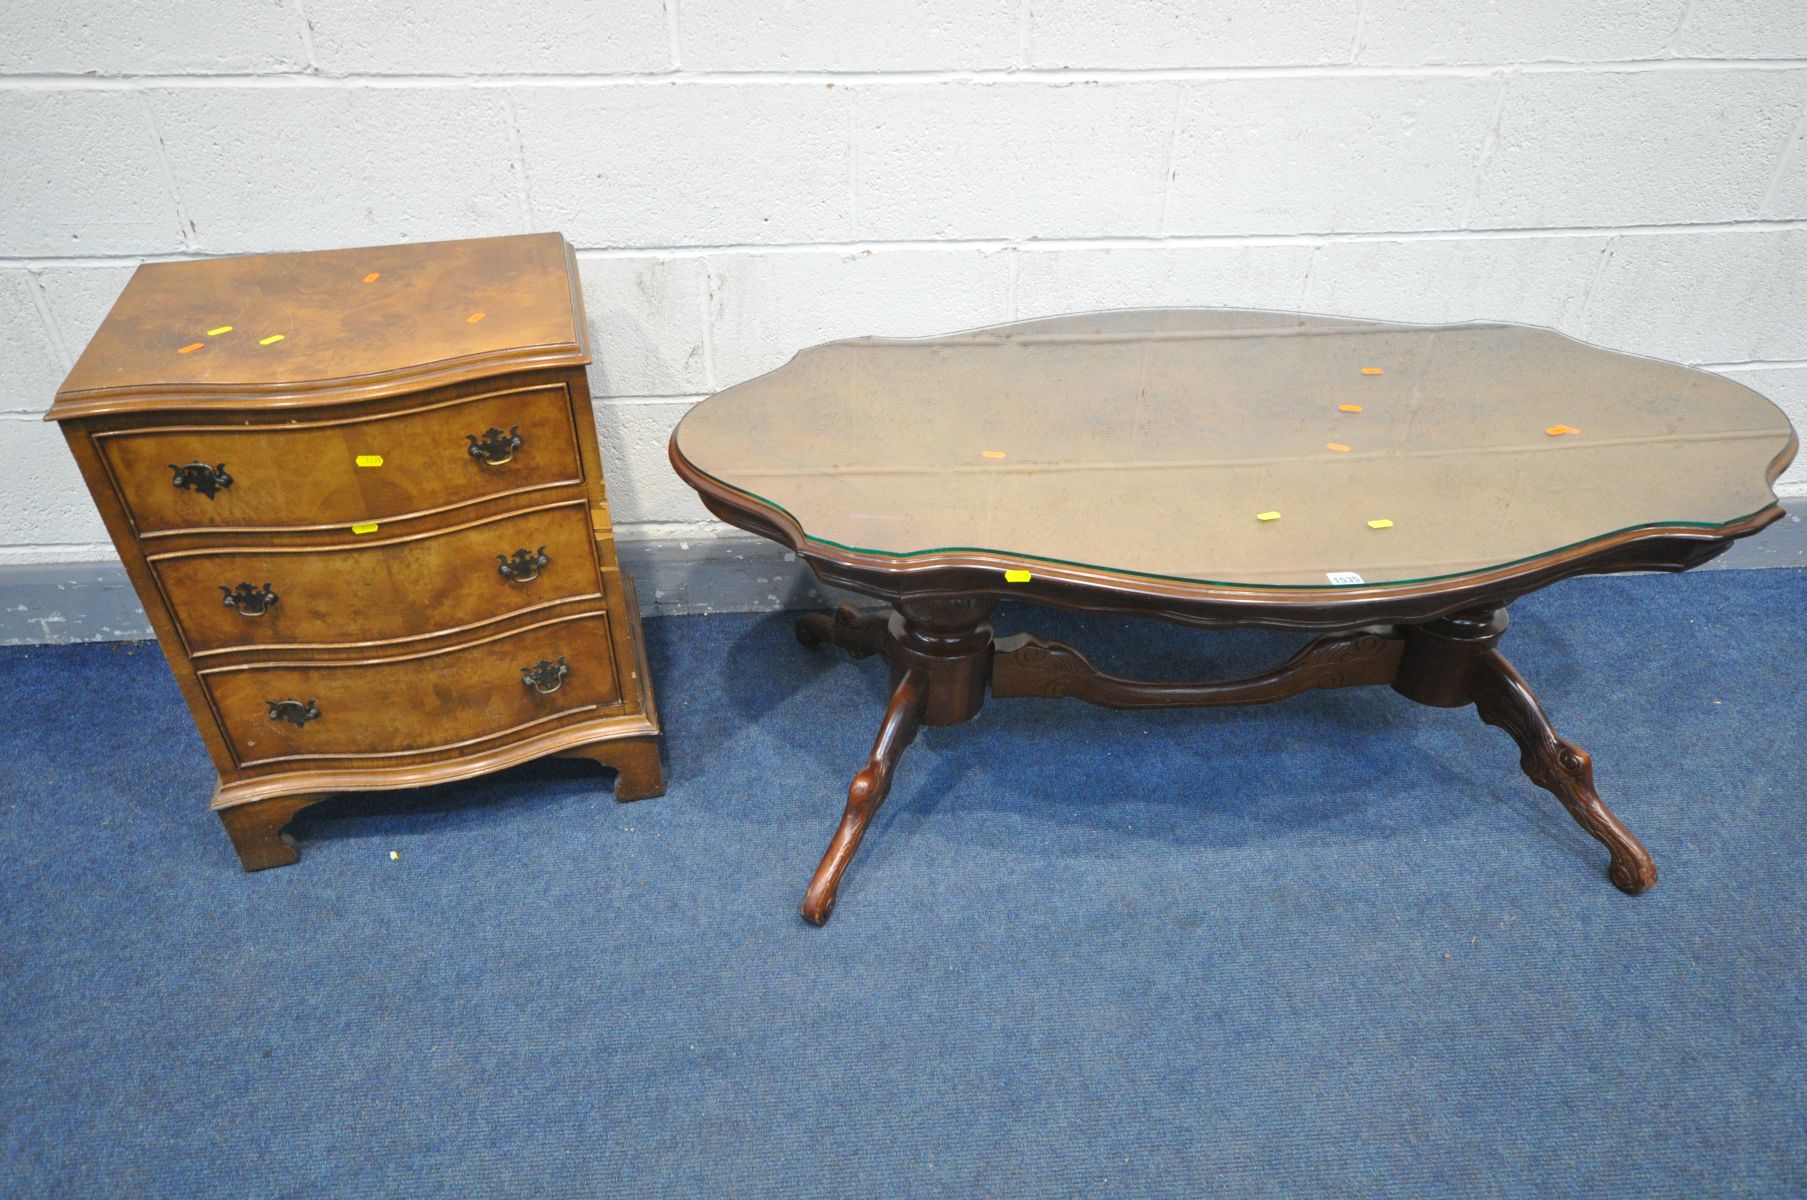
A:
796,604,895,660
801,667,928,925
1472,650,1657,895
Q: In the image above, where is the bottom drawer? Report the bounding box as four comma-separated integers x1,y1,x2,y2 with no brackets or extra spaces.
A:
201,611,619,767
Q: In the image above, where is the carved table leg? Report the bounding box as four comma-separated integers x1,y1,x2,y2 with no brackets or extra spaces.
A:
216,793,330,871
560,735,666,802
1471,650,1657,894
798,595,996,924
801,667,928,925
796,604,896,661
1393,606,1656,894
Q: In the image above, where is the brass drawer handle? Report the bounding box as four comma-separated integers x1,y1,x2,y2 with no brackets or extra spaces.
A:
521,656,568,695
497,546,548,584
267,699,320,726
467,425,522,466
170,461,233,498
221,581,279,616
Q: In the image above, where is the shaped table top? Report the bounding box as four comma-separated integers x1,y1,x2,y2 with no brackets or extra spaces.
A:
673,309,1796,595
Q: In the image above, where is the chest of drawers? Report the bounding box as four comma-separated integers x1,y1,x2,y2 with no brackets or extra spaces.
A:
47,233,662,870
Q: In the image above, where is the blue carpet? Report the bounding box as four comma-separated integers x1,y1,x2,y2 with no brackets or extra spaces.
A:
1,567,1804,1198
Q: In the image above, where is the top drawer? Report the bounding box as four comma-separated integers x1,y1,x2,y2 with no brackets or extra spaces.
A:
95,382,583,535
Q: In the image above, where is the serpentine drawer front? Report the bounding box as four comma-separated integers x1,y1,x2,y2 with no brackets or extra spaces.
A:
148,499,602,655
48,233,664,871
97,382,582,536
200,611,620,766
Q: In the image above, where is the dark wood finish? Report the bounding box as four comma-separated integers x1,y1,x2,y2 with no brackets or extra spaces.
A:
679,438,1785,633
50,235,661,870
674,363,1796,923
1471,649,1657,894
993,627,1404,708
792,598,1662,921
886,597,997,727
795,604,892,659
801,667,929,926
1391,607,1510,707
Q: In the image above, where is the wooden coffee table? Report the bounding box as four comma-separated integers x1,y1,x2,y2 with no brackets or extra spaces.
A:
669,309,1797,925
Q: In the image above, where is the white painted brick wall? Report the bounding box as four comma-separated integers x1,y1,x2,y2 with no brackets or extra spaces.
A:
1,0,1804,567
1469,70,1807,227
1026,1,1360,68
1354,0,1687,65
855,83,1176,239
1166,76,1501,234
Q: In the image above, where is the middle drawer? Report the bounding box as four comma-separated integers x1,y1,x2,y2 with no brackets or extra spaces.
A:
149,500,603,655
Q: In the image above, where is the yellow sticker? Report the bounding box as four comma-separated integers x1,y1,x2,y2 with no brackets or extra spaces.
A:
351,522,379,535
466,311,487,324
1367,518,1394,529
1545,424,1578,436
981,450,1006,459
1003,569,1032,583
355,454,384,468
1361,367,1384,376
1326,442,1351,453
364,272,381,284
206,325,233,336
1338,404,1363,413
177,342,203,354
259,334,285,345
1257,511,1282,522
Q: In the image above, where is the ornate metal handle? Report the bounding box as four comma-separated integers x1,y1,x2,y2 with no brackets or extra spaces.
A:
497,546,548,584
266,699,319,726
221,582,279,617
170,462,233,499
466,426,522,466
521,657,568,695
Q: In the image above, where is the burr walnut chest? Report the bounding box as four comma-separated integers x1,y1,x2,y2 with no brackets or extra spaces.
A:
47,233,663,870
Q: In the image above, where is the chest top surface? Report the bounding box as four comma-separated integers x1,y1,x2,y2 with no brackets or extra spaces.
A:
673,308,1797,591
49,232,588,419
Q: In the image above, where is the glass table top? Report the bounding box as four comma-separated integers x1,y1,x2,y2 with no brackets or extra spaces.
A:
673,309,1797,589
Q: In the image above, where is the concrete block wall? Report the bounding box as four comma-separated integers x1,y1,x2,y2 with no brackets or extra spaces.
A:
2,1,1804,576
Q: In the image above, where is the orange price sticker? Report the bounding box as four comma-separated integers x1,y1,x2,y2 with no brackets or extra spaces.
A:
363,272,381,284
1338,404,1363,413
176,342,204,354
466,311,487,324
1545,424,1579,436
1326,442,1351,453
981,450,1006,459
1361,367,1384,376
